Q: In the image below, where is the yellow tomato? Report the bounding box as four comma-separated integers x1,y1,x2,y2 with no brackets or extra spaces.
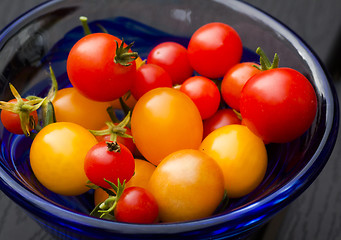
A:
94,159,156,206
200,124,267,198
131,88,203,165
148,149,225,222
30,122,98,196
52,87,112,130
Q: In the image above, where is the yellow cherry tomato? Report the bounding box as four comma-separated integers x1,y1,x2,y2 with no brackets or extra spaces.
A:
30,122,98,196
52,87,112,130
94,159,156,206
200,124,268,198
148,149,225,222
131,88,203,165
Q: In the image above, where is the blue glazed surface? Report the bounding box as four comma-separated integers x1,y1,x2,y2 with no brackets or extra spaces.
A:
0,0,339,239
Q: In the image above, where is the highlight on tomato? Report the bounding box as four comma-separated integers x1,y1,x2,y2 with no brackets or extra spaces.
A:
200,124,268,198
131,87,203,166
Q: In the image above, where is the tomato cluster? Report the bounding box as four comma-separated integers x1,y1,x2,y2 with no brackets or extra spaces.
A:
0,19,318,224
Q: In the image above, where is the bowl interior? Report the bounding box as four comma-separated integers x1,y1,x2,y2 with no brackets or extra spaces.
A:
0,0,338,237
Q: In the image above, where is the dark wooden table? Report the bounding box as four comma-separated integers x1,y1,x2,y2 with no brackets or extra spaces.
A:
0,0,340,239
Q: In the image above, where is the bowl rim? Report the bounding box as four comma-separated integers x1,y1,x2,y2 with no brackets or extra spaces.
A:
0,0,339,236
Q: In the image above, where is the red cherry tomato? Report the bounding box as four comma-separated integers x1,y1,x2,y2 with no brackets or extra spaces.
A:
84,141,135,188
114,186,159,224
67,33,137,102
0,99,38,135
187,22,243,79
180,76,221,120
130,63,172,100
147,41,193,85
95,125,136,155
221,62,261,111
203,108,241,138
240,68,317,143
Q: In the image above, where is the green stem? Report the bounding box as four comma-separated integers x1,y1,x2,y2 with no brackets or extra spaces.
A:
80,16,91,35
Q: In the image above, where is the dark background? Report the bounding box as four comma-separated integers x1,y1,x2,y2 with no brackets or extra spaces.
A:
0,0,340,239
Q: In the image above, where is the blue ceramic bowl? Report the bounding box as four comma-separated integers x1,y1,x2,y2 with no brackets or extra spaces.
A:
0,0,339,239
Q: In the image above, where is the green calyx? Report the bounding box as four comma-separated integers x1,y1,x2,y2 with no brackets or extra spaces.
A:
114,39,139,66
88,179,126,220
254,47,279,71
0,64,58,137
0,84,46,136
89,111,134,143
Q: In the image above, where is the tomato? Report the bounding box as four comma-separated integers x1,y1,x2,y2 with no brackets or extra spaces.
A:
180,76,221,119
200,124,267,198
131,88,203,165
240,68,317,143
130,63,172,100
95,125,136,155
94,159,156,206
84,141,135,188
1,99,38,135
67,33,137,102
203,108,241,138
187,22,243,79
148,149,225,222
29,122,98,196
126,159,156,188
221,62,261,111
52,87,112,130
114,186,159,224
147,41,193,85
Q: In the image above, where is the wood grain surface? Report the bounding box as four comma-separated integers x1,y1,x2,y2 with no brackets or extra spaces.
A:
0,0,340,239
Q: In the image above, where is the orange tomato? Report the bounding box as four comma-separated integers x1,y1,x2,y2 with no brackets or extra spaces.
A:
52,87,111,130
131,88,203,165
